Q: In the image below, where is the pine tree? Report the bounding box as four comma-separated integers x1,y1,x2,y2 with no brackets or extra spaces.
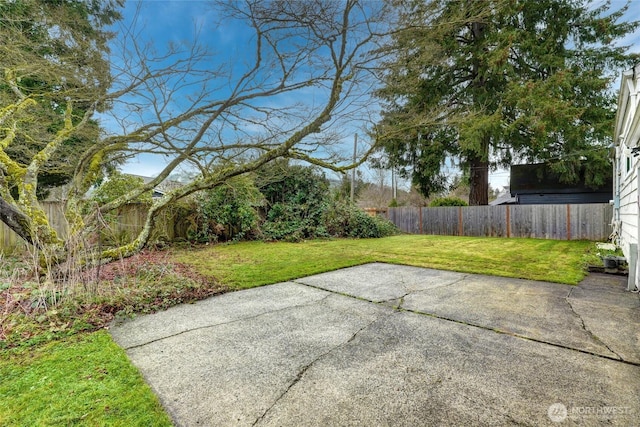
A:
375,0,638,205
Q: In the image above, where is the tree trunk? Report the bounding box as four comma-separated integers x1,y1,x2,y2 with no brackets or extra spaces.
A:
468,151,489,206
468,19,489,206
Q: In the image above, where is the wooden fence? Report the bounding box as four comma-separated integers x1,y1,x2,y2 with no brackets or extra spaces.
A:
0,202,613,252
386,203,612,241
0,202,183,253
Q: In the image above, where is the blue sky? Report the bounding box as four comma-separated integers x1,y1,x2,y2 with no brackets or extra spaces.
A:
112,0,381,182
113,0,640,191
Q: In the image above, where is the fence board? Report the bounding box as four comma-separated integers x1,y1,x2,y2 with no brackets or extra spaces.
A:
463,205,508,237
421,207,460,235
389,207,420,234
0,202,184,253
571,203,611,241
388,204,612,241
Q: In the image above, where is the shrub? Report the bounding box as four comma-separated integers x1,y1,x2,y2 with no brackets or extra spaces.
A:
324,200,399,238
189,176,263,242
258,163,330,241
429,197,468,207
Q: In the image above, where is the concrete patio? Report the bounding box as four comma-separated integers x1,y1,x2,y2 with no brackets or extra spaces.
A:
110,264,640,426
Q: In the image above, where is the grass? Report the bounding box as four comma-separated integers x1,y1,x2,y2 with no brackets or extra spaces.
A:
1,235,598,426
174,235,594,287
0,331,171,426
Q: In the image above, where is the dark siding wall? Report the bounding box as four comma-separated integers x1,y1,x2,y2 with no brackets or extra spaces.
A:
517,192,611,205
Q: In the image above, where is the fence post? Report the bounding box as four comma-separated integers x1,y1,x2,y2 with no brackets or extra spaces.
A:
566,204,571,240
458,206,463,236
418,207,423,234
506,205,511,238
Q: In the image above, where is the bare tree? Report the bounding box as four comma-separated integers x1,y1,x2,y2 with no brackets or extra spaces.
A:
0,0,388,266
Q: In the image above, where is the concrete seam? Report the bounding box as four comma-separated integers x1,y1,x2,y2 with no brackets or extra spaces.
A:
403,306,640,366
293,279,640,368
122,293,333,350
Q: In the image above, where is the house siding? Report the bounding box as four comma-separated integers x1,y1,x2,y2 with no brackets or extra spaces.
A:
510,163,612,205
614,64,640,289
517,192,611,205
618,163,637,258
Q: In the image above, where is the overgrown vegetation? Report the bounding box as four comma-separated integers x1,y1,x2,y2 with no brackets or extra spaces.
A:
188,175,264,243
0,251,223,349
183,162,399,243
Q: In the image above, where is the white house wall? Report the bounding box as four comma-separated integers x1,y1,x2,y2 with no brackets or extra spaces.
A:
614,64,640,272
618,149,638,258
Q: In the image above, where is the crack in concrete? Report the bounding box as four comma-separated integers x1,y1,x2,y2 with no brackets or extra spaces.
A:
423,275,469,291
391,274,471,309
378,292,410,308
397,274,468,296
395,275,469,304
565,288,624,361
292,280,640,368
122,293,332,350
252,314,385,426
303,274,470,309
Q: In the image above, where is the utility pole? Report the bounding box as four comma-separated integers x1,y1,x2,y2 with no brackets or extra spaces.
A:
351,133,357,202
392,167,397,200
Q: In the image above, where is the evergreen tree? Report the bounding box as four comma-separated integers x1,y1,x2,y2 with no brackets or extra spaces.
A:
375,0,638,205
0,0,123,198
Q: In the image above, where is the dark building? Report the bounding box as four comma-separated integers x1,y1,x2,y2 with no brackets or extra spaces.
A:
510,163,612,205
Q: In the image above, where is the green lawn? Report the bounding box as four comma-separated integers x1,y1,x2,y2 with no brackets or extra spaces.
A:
1,235,597,426
0,331,171,426
174,235,593,287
